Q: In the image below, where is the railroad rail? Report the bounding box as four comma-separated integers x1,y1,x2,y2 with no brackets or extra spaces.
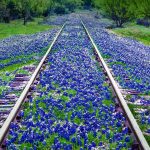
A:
81,20,149,150
0,23,66,147
0,19,149,150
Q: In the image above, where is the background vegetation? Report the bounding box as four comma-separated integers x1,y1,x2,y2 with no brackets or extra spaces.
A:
0,0,92,25
112,22,150,45
0,0,149,27
93,0,150,27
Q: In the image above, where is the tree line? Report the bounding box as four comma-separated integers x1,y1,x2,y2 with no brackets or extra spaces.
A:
93,0,150,27
0,0,92,25
0,0,149,27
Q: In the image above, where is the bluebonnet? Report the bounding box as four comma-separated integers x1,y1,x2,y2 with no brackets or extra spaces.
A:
7,14,134,149
82,14,150,137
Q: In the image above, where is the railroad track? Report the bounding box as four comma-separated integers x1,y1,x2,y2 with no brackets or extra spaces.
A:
0,24,66,148
0,18,149,150
81,21,149,150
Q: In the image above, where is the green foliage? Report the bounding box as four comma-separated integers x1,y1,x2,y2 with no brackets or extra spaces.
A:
54,0,83,14
13,0,32,25
54,3,67,14
112,22,150,45
0,85,8,95
94,0,150,27
0,0,54,24
65,0,83,12
0,18,53,39
66,89,77,96
1,0,150,26
83,0,93,8
74,116,82,124
102,99,113,106
61,95,70,101
94,0,133,27
0,0,85,23
132,0,150,26
131,0,150,19
145,135,150,145
0,0,11,23
32,0,53,16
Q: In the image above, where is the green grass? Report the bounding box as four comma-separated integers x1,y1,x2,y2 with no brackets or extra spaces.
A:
53,107,65,120
1,53,38,66
145,135,150,145
61,95,70,102
0,86,8,95
102,54,111,59
0,59,36,73
66,89,77,96
74,116,82,125
109,61,126,66
16,69,29,75
112,22,150,45
102,99,113,106
0,18,54,39
0,46,48,73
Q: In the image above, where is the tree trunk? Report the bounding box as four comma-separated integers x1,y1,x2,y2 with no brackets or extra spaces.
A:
119,20,123,27
4,17,10,23
23,9,28,25
116,20,123,27
4,9,10,23
116,20,120,27
23,15,27,25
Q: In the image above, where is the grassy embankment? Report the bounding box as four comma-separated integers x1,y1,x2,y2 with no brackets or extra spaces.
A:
0,18,53,39
111,22,150,46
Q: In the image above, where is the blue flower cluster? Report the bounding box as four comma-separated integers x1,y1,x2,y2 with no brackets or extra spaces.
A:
0,28,59,97
0,29,58,70
82,15,150,94
81,14,150,136
7,16,133,149
43,15,69,26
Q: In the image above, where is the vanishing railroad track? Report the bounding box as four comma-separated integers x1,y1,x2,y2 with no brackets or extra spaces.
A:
0,18,149,150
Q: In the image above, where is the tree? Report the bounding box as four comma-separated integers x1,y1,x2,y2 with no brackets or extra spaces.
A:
131,0,150,26
135,0,150,19
64,0,83,12
12,0,32,25
83,0,93,8
13,0,53,25
94,0,133,27
53,0,83,14
0,0,11,23
32,0,54,16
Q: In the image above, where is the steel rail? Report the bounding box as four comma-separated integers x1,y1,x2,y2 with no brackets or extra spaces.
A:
81,20,150,150
0,23,66,146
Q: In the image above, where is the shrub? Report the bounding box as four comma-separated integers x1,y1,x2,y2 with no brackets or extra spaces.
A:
137,18,150,27
54,5,67,14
